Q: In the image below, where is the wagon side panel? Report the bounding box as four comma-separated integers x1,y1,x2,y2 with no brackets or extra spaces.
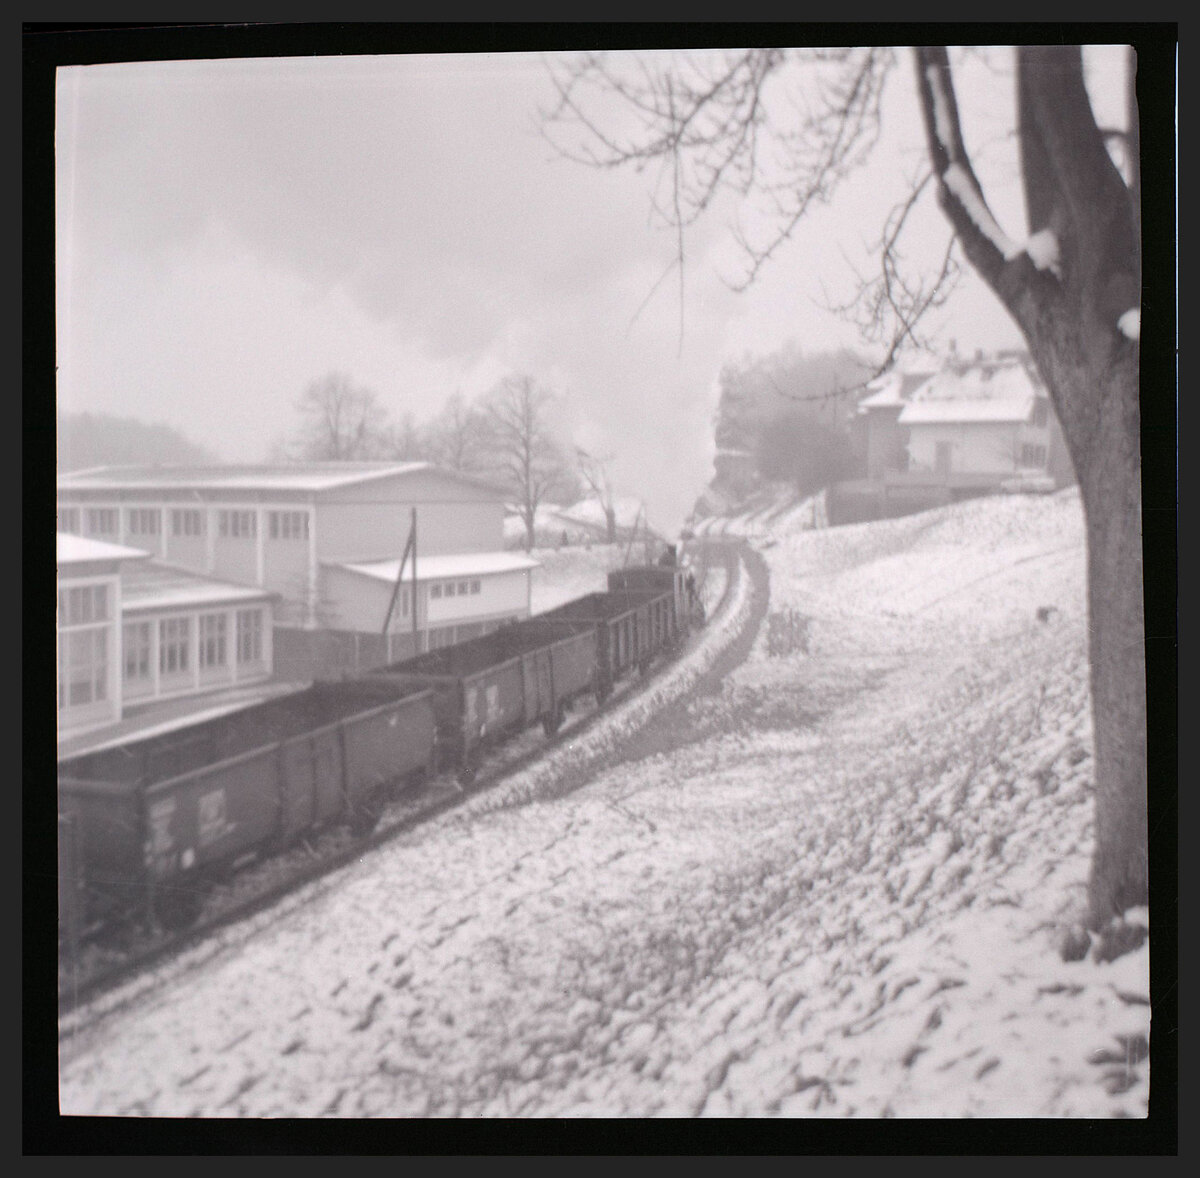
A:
58,780,145,913
551,629,599,704
143,748,283,881
338,693,437,805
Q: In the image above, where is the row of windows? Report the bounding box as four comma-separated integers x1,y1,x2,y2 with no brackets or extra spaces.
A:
1020,443,1048,468
127,508,160,535
58,507,312,541
429,579,482,600
124,609,266,682
219,510,256,539
58,584,110,626
58,628,108,710
268,511,309,540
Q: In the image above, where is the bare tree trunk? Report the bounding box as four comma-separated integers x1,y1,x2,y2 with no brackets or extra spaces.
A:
1033,333,1147,926
915,46,1147,933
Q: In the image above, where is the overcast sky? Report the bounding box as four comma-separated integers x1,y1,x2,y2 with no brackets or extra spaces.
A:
54,43,1129,533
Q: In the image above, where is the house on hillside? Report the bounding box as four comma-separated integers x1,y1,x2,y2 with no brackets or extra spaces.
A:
57,462,531,680
832,350,1074,524
853,354,942,482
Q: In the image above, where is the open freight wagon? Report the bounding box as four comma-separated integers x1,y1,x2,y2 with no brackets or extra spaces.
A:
528,584,683,699
607,564,694,638
369,615,600,781
58,678,436,932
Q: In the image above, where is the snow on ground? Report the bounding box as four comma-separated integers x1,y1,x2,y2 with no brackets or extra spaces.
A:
58,487,1150,1119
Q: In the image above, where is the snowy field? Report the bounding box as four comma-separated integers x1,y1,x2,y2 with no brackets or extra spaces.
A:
57,487,1152,1121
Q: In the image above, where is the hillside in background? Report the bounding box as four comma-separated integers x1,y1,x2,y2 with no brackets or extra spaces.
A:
57,412,218,472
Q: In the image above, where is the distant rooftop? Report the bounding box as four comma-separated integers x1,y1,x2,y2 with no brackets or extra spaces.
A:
57,461,507,497
897,359,1042,427
898,398,1036,425
57,532,150,566
58,461,430,493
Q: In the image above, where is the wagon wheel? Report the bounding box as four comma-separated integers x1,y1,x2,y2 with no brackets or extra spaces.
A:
457,756,478,788
154,881,205,932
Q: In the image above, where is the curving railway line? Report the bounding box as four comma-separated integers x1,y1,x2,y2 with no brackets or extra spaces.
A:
59,540,763,1023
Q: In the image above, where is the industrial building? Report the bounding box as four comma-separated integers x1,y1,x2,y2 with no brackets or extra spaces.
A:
57,532,277,746
57,462,534,681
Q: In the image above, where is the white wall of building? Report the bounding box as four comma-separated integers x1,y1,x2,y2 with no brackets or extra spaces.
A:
318,565,530,637
906,419,1052,476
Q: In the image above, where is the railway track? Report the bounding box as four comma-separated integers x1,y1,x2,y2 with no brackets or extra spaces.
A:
59,540,754,1023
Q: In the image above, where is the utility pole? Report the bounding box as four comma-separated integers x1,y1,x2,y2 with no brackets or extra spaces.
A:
382,508,419,656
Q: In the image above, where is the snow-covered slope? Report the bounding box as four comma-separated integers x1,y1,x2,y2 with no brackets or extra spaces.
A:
58,488,1151,1120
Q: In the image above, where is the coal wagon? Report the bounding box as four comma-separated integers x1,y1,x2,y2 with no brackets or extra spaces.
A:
370,615,600,783
530,584,679,702
57,678,437,931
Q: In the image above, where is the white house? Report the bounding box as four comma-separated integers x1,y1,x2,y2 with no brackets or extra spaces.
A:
897,356,1059,481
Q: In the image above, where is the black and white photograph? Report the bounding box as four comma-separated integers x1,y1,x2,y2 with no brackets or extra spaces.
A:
33,22,1175,1144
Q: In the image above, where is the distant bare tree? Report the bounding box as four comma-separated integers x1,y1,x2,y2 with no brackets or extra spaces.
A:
384,411,426,462
543,44,1151,949
575,446,620,543
425,392,489,473
287,372,388,461
481,375,574,552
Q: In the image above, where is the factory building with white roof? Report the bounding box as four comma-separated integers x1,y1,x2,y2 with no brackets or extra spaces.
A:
57,462,536,684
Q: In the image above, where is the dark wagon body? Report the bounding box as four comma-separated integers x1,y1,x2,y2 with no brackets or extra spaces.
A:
370,617,600,773
607,565,694,640
530,586,676,698
58,678,436,929
57,568,702,942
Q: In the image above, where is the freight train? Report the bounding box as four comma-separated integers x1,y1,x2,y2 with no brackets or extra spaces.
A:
58,564,701,940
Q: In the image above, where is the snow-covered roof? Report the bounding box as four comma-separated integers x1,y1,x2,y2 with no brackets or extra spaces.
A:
899,398,1035,425
56,461,505,497
896,359,1041,426
118,561,275,612
56,532,150,566
330,551,540,584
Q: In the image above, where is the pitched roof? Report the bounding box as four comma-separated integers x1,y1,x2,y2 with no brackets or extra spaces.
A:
57,461,506,497
331,551,540,584
896,357,1042,426
57,532,150,565
118,560,275,612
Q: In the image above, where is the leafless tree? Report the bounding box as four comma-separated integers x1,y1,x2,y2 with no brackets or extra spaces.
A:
543,44,1151,951
383,411,425,462
425,392,490,473
287,372,388,461
575,446,620,543
481,375,575,552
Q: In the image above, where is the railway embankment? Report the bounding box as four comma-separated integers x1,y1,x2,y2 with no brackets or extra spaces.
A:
58,489,1153,1121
